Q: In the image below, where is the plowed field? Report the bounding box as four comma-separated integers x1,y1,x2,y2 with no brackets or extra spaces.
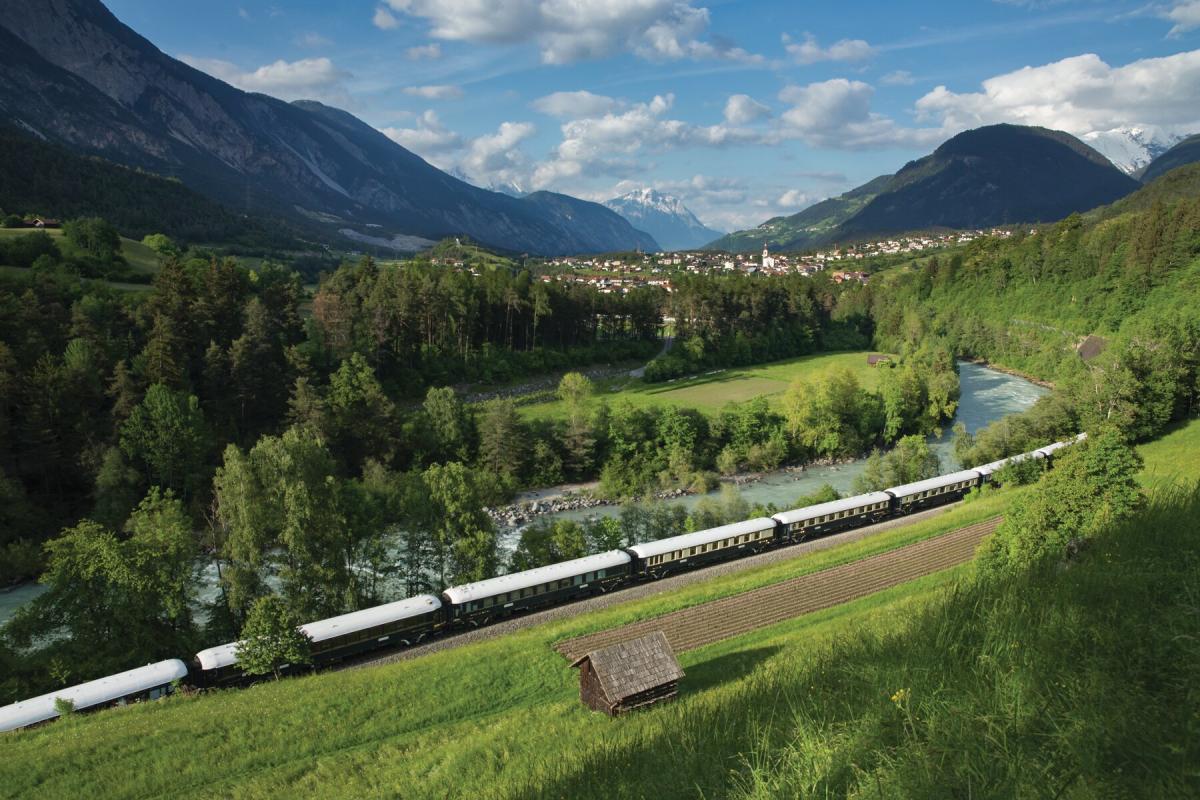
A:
555,517,1000,661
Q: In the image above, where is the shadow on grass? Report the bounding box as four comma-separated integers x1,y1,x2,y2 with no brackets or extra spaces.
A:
681,646,783,694
636,369,758,396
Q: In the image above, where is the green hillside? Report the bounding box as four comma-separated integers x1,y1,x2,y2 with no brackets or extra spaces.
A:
0,426,1195,798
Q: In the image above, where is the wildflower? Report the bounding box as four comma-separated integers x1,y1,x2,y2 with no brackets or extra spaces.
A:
890,688,910,706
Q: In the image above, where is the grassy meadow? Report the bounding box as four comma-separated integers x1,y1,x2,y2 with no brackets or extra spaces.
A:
0,423,1196,798
518,350,882,420
0,226,162,281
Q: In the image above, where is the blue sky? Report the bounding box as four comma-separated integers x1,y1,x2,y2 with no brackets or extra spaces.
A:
107,0,1200,231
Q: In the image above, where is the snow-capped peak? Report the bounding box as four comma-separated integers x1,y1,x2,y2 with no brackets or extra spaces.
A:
612,188,689,216
1082,126,1190,175
603,188,725,251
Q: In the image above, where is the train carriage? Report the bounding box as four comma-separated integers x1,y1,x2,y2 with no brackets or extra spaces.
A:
443,550,632,626
626,518,778,578
0,659,188,732
773,492,893,543
886,469,983,514
194,595,444,687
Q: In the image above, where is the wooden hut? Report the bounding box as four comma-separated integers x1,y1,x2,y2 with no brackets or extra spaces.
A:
1077,335,1107,362
569,631,684,716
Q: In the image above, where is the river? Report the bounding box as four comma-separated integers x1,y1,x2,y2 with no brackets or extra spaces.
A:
0,362,1046,627
506,361,1048,534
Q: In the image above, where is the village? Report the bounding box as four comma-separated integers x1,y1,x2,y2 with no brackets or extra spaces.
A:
531,228,1016,294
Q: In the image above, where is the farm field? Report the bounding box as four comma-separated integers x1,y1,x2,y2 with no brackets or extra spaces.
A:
0,423,1194,799
556,516,1000,660
518,349,881,420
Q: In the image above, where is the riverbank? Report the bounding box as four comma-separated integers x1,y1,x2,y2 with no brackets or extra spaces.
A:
488,458,857,532
962,357,1055,389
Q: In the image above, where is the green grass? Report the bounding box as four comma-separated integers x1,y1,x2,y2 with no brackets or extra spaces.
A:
518,350,881,420
1137,417,1200,488
2,422,1195,798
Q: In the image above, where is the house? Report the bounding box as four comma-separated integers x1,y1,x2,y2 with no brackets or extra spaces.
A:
867,353,892,367
569,630,684,716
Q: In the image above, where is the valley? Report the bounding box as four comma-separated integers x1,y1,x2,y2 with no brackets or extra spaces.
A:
1,1,1199,796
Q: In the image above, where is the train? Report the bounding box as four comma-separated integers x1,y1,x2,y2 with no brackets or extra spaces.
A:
0,434,1085,732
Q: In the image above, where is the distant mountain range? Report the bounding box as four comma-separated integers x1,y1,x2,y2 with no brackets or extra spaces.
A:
0,0,656,255
711,124,1141,252
602,189,724,251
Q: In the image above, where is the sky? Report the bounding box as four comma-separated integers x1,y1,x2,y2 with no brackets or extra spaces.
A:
106,0,1200,232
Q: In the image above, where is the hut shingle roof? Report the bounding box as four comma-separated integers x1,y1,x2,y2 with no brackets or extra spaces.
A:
570,631,683,701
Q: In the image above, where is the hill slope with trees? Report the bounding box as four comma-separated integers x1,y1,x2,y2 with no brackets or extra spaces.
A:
0,127,302,250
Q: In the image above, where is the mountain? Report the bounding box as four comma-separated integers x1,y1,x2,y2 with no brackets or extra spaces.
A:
0,0,652,256
602,189,722,251
711,125,1139,252
835,125,1140,239
1082,126,1188,176
706,175,891,253
1136,134,1200,184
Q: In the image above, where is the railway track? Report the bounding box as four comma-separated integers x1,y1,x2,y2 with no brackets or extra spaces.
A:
555,517,1000,661
349,503,973,670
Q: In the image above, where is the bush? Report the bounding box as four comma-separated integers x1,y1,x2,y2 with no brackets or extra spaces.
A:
979,429,1142,575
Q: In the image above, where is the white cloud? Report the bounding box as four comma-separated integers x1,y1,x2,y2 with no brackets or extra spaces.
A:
881,70,915,86
406,43,442,59
784,32,874,64
459,122,537,186
373,6,400,30
403,84,464,100
723,94,770,125
532,90,620,118
913,50,1200,136
1166,1,1200,36
530,93,771,189
179,55,352,104
382,0,761,64
778,79,939,149
238,7,251,20
381,111,464,160
777,189,815,208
